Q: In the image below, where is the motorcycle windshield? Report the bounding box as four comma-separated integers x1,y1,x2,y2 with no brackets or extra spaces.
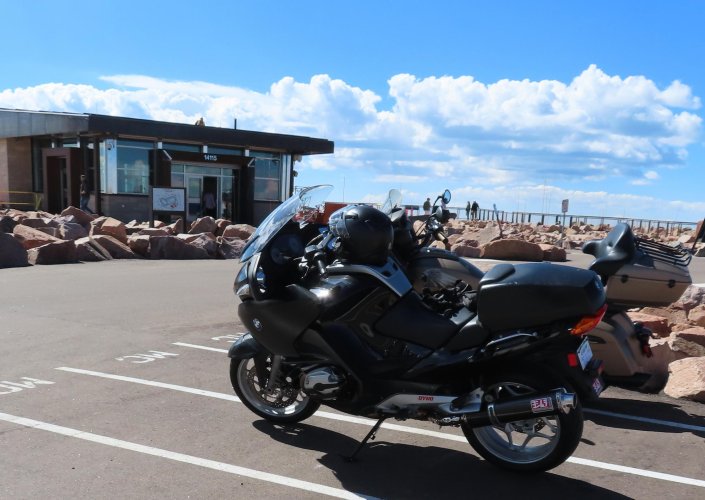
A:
240,184,333,262
381,189,403,215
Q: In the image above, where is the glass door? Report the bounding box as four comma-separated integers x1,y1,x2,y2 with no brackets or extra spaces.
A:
186,175,202,222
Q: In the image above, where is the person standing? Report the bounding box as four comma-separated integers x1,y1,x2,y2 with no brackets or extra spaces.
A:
423,197,431,215
471,200,479,220
202,190,217,218
465,201,471,220
79,174,94,214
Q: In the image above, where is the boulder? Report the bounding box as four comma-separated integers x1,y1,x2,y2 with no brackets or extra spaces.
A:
474,224,502,247
90,235,138,259
626,311,670,337
137,228,170,236
19,217,59,229
27,240,78,265
177,233,217,258
58,222,89,241
539,244,567,262
60,206,95,227
675,285,705,312
12,224,63,249
215,218,232,236
128,235,151,258
90,216,128,244
481,239,543,261
687,304,705,327
664,357,705,403
451,241,482,258
640,306,688,328
0,232,29,268
149,236,210,259
673,327,705,350
75,238,108,262
36,227,61,238
222,223,256,240
218,236,247,259
1,215,19,233
188,216,217,235
167,218,184,235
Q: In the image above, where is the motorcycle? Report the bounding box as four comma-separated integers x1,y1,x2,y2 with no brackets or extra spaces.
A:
229,185,606,472
385,188,692,393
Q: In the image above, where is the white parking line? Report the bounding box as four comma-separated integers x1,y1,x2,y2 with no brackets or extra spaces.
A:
173,342,229,353
0,411,375,500
55,366,705,488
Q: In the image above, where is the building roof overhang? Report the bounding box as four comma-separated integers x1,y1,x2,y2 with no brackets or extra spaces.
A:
0,108,334,155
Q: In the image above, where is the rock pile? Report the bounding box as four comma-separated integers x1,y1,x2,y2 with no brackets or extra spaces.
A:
437,218,704,262
0,206,254,267
626,286,705,403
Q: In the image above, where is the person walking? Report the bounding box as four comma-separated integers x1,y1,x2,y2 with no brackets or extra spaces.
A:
79,174,94,214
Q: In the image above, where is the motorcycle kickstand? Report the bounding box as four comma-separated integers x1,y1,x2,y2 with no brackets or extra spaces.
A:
345,416,387,463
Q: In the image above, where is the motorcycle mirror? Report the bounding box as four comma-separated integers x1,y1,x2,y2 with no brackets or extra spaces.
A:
442,189,451,204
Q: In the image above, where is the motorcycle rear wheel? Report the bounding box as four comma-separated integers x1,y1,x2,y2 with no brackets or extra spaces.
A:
461,369,583,473
230,358,320,424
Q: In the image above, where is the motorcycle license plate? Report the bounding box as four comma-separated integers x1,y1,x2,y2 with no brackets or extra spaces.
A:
577,337,593,370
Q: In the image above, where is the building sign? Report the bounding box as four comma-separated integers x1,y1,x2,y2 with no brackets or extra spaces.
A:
152,187,186,212
561,199,569,214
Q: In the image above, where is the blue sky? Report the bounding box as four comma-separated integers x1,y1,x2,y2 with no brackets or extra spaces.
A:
1,0,704,221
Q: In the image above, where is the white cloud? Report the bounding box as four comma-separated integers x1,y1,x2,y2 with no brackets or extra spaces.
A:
1,65,702,220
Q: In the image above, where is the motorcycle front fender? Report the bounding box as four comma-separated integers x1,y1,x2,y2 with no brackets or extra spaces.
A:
228,333,266,359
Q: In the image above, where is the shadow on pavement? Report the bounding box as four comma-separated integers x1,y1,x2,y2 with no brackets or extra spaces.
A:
253,419,631,499
584,396,705,439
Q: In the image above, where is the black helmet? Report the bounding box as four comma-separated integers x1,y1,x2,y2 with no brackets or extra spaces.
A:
329,204,393,265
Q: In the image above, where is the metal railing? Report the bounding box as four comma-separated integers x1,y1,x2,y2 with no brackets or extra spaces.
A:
0,191,44,211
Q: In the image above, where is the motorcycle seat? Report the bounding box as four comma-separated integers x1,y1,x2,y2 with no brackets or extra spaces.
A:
583,223,636,277
478,263,515,290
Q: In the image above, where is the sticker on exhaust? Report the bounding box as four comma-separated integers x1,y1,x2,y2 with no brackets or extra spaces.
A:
530,397,554,413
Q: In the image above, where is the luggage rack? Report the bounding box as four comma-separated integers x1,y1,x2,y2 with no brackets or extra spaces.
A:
635,237,692,268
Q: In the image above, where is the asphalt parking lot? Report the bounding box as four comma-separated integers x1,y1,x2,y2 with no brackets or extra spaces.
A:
1,258,704,499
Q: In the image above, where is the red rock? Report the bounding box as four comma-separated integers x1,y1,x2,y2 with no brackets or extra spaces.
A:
222,223,256,240
27,240,78,265
687,304,705,327
539,244,567,262
218,236,246,259
626,311,670,336
188,216,217,235
128,235,151,258
90,235,137,259
178,233,217,258
12,224,62,249
60,206,96,227
664,357,705,403
481,239,543,261
215,218,232,236
0,232,29,268
149,236,210,259
675,327,705,349
90,216,128,244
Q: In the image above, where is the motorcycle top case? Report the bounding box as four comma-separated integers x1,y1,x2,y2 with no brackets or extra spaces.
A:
604,261,691,308
477,263,605,332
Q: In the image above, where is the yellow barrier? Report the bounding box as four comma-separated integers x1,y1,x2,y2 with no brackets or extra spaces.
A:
0,191,44,211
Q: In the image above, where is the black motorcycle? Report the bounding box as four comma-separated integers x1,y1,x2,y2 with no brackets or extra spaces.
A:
229,185,606,472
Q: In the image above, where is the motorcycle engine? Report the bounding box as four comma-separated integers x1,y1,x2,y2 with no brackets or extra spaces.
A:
300,366,345,400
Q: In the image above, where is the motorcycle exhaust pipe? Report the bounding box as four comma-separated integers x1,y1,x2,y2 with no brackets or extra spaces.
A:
463,389,576,428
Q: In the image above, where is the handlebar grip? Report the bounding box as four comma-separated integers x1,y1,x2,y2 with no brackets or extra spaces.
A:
316,258,327,277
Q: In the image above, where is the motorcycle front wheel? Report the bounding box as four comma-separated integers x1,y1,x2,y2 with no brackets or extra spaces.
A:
230,357,320,424
461,369,583,473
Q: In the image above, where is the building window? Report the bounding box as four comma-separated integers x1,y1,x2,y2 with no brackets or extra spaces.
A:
207,146,243,155
252,152,281,201
163,142,200,153
116,139,152,194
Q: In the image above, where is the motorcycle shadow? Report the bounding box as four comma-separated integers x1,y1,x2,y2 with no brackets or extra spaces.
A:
252,419,631,499
584,396,705,438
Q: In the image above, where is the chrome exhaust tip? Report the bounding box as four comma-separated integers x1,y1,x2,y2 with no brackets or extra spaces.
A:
555,388,576,414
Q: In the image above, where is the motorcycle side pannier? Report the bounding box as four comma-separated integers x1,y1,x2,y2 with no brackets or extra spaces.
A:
477,263,605,332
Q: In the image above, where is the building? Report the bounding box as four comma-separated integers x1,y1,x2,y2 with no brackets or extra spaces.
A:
0,109,334,225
